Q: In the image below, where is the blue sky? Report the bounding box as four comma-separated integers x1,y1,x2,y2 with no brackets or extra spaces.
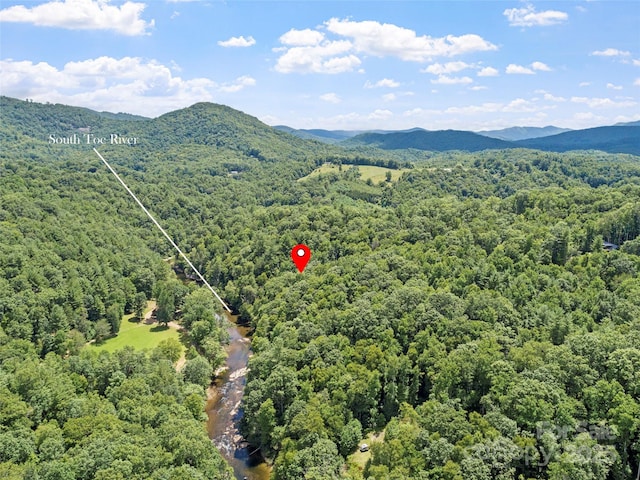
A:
1,0,638,130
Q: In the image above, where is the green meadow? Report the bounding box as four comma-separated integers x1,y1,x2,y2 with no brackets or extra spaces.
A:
301,163,410,183
91,301,183,353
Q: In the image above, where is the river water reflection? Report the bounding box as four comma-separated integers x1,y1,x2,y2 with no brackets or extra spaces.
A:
205,315,271,480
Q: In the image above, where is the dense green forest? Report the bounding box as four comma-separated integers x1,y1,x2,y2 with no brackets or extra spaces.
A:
1,96,640,479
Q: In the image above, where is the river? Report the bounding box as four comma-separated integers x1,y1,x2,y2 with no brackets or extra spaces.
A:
205,314,271,480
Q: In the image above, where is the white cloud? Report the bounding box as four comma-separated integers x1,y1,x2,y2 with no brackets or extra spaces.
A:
368,109,393,120
470,86,488,91
543,92,566,102
365,78,400,88
422,61,472,74
321,54,362,74
218,75,256,93
506,64,535,74
0,0,153,36
591,48,631,57
503,98,537,112
218,35,256,48
320,92,341,103
403,108,440,117
324,18,497,61
444,97,550,116
504,61,551,75
63,56,152,79
531,61,551,71
633,59,640,67
573,112,599,121
1,59,71,91
607,83,623,90
477,66,499,77
381,91,415,102
280,28,325,46
634,78,640,87
304,108,400,130
274,18,497,75
504,5,568,27
431,75,473,85
446,102,503,114
579,82,591,87
571,96,637,108
0,56,255,116
274,40,361,74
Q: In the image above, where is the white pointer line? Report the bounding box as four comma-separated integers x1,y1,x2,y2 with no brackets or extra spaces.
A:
92,147,231,313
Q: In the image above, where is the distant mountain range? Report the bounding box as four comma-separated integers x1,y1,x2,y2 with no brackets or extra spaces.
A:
277,121,640,155
477,125,572,141
615,120,640,127
3,95,638,156
514,126,640,155
273,126,357,143
275,124,574,143
344,125,639,155
273,126,424,144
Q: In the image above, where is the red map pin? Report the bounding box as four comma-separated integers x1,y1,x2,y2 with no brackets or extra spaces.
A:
291,244,311,273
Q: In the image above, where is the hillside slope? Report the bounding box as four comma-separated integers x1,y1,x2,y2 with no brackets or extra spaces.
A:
342,129,514,151
0,96,337,159
273,126,356,143
2,97,640,480
515,125,640,155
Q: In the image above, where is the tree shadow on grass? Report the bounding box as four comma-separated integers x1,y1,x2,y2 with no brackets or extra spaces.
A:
150,324,169,333
128,317,141,324
93,334,116,345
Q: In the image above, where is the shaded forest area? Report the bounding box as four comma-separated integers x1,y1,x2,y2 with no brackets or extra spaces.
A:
1,96,639,480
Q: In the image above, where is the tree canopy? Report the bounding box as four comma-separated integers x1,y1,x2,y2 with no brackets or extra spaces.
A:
1,96,639,479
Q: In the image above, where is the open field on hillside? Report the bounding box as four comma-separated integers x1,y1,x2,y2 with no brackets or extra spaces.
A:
301,163,411,183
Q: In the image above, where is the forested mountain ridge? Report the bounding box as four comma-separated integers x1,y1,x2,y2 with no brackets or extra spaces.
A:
515,126,640,155
273,126,356,143
147,102,330,156
1,95,327,157
340,123,640,155
1,95,415,175
0,96,153,140
477,125,572,141
2,97,640,479
342,129,515,152
273,126,426,144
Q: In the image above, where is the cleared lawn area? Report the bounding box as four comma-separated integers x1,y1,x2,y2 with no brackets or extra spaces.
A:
347,430,385,471
358,165,409,183
300,163,409,183
91,301,183,354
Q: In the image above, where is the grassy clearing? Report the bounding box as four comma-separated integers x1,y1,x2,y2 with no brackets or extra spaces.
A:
91,301,183,354
347,430,386,471
300,163,410,183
